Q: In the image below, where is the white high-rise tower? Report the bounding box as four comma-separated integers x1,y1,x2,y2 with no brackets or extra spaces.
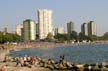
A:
38,9,53,39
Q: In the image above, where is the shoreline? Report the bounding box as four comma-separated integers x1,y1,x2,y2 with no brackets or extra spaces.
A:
1,52,108,71
13,41,108,49
0,41,108,71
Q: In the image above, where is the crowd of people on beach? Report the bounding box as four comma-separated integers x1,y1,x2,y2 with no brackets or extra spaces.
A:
2,54,108,71
14,55,66,68
15,55,36,67
4,55,81,71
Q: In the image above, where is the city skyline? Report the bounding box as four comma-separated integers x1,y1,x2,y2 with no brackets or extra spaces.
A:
0,0,108,36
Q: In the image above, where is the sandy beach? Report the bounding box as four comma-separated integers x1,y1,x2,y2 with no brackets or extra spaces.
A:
0,41,108,71
13,40,108,49
0,48,50,71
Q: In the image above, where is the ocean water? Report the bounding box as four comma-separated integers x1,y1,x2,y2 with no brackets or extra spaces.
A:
10,44,108,64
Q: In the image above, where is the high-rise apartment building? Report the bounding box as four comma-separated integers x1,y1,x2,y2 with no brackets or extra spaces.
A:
37,9,53,39
81,21,97,36
67,21,74,34
81,23,88,36
15,24,23,36
88,21,97,36
23,19,36,41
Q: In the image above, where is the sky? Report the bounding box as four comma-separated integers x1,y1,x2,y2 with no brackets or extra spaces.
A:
0,0,108,36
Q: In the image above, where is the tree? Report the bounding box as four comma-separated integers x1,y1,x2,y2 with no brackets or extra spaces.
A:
78,32,85,41
12,34,21,42
0,32,3,43
78,32,91,41
0,32,21,43
54,33,68,42
89,35,97,41
46,33,53,41
70,31,78,40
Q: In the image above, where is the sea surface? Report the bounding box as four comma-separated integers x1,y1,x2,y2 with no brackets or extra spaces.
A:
10,44,108,64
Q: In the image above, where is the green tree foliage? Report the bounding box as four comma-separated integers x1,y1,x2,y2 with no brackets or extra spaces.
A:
54,34,68,42
89,35,97,41
78,32,85,41
78,32,91,41
97,33,108,40
70,31,78,40
46,33,53,41
54,31,108,42
0,32,21,43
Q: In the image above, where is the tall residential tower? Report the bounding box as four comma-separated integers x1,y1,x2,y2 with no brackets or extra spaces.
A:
88,21,97,36
38,9,53,39
23,19,36,41
67,21,74,34
81,23,88,36
81,21,97,36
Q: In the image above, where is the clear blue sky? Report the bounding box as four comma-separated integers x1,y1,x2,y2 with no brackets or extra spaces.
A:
0,0,108,36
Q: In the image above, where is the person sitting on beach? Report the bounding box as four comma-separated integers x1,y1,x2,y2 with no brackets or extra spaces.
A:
0,66,5,71
24,55,27,62
47,59,52,65
23,55,28,66
31,56,35,65
16,57,20,66
59,55,65,64
3,56,8,62
23,60,28,66
20,57,24,67
27,56,31,63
